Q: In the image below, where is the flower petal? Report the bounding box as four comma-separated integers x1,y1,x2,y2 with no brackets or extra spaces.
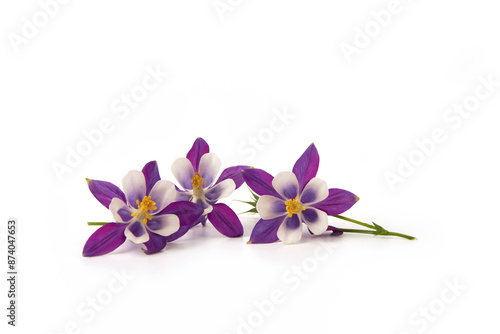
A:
311,188,359,216
146,214,180,237
159,201,204,242
174,187,192,202
242,168,282,198
186,137,210,172
194,198,213,215
300,177,329,204
215,165,251,189
207,203,243,237
300,207,328,235
149,180,176,214
198,153,221,187
205,179,236,202
248,216,285,244
109,198,134,223
292,143,320,192
86,179,126,209
327,225,344,236
125,221,149,244
82,223,127,257
122,170,147,209
171,157,195,190
142,232,167,255
142,161,161,195
277,214,302,244
256,195,287,219
194,215,207,227
272,171,299,199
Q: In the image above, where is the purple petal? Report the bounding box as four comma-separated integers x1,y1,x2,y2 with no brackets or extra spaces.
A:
142,161,161,195
82,223,127,257
159,201,204,242
186,137,210,171
327,225,344,236
200,215,207,226
193,215,207,227
207,203,243,237
86,179,126,209
308,225,344,236
215,165,251,189
142,232,167,255
248,216,285,244
163,225,191,243
292,144,320,192
242,168,282,198
311,188,359,216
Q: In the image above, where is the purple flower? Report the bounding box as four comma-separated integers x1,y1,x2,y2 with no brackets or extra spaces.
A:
242,144,359,244
171,138,249,237
83,161,203,256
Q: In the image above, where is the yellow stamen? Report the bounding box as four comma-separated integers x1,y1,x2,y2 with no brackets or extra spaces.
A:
285,196,306,217
131,196,157,224
191,172,206,190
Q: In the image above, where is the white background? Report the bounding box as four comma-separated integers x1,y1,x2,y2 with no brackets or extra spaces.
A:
1,1,499,333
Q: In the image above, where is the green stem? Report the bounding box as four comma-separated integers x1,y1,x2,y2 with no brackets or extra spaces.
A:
339,228,416,240
333,215,376,230
241,189,416,240
87,222,108,226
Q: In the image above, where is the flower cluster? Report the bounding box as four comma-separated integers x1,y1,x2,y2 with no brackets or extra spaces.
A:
83,138,414,257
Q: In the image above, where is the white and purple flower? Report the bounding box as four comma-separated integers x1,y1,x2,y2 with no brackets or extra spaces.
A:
83,161,203,256
171,138,249,237
242,144,359,244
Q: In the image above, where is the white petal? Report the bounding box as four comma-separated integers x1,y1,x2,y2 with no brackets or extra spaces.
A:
205,179,235,202
272,171,299,200
124,221,150,244
256,195,287,219
175,190,192,202
300,207,328,235
277,215,303,244
149,180,176,214
146,214,180,237
122,170,146,208
109,198,134,223
171,157,195,190
300,177,329,204
198,153,221,187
